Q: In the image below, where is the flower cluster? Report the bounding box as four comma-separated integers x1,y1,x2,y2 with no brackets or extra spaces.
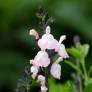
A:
29,26,69,92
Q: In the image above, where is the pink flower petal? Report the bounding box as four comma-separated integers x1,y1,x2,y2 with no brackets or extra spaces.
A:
32,51,50,67
38,33,59,51
38,39,47,50
46,39,59,51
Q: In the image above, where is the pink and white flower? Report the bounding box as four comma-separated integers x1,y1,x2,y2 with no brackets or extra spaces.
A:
38,26,59,51
30,51,50,67
29,26,69,82
37,26,69,58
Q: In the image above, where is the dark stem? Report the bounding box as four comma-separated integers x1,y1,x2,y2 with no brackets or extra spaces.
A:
27,84,30,92
44,68,49,92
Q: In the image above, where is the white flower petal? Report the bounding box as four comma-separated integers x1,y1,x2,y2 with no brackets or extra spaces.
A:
58,44,69,58
31,65,39,79
31,74,37,79
45,26,51,34
41,86,48,92
29,29,39,39
31,65,38,74
50,63,61,79
59,35,66,44
38,75,46,82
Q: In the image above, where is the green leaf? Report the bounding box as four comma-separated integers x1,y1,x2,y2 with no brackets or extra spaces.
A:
67,48,81,59
36,13,43,19
48,78,72,92
64,60,83,76
81,44,90,58
88,66,92,76
85,78,92,86
84,82,92,92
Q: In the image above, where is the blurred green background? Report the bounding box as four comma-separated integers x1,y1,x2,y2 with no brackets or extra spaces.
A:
0,0,92,92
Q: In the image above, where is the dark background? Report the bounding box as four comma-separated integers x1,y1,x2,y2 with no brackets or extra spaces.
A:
0,0,92,92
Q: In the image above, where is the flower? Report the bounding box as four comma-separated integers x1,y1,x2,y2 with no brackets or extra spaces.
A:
38,26,59,51
50,63,61,79
30,51,50,67
37,26,69,59
57,35,69,58
29,26,69,59
50,57,62,79
29,25,69,91
31,65,39,79
58,44,69,58
38,75,46,86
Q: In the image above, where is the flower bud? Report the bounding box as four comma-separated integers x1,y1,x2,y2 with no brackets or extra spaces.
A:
29,29,39,39
45,26,51,34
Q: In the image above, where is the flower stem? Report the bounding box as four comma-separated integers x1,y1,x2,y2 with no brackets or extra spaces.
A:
45,68,49,92
76,59,83,92
27,84,30,92
81,59,88,86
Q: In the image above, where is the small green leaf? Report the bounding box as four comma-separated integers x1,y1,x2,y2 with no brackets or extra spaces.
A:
67,48,81,59
88,66,92,76
81,44,90,58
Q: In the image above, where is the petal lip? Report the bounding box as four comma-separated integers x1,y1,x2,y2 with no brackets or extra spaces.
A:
58,44,69,58
50,63,61,79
